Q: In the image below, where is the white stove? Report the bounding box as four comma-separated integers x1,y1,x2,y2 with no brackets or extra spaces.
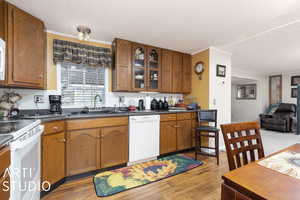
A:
0,119,44,200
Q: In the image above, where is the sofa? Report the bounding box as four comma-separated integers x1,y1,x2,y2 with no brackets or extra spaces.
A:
260,103,297,132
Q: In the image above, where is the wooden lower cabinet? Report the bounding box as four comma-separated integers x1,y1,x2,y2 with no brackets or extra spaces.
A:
176,120,192,150
0,147,10,200
100,126,128,168
160,121,177,154
0,174,9,200
42,132,65,186
66,129,100,176
66,125,129,176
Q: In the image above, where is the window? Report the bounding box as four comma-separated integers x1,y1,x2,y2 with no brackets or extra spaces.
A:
60,62,105,107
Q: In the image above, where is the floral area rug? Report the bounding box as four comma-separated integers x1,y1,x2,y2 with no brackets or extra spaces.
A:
93,154,203,197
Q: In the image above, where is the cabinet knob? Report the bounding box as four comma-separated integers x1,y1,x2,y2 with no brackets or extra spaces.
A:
57,138,66,143
37,74,43,79
53,126,59,131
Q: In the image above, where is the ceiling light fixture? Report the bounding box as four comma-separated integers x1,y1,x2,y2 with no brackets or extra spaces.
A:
77,25,91,41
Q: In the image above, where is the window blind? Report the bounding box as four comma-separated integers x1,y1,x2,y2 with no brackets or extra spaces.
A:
61,63,105,107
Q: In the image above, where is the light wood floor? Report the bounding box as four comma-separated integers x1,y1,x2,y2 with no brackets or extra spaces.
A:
43,152,229,200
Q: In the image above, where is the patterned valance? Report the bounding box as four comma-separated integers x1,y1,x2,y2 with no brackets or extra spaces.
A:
53,39,111,67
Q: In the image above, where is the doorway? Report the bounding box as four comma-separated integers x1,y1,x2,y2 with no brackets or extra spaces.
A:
269,75,282,105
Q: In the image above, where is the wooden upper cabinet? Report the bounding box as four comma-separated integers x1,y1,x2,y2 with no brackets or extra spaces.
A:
42,132,65,187
112,38,191,93
132,43,147,91
172,52,183,93
182,54,192,94
0,0,5,41
146,46,161,92
66,129,100,176
100,126,128,168
161,49,173,93
112,39,132,91
6,3,45,88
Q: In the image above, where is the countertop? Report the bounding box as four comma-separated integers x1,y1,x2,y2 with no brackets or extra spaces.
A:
0,135,13,149
21,109,199,123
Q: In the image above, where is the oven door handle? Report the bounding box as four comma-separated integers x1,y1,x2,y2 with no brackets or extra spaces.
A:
10,125,44,150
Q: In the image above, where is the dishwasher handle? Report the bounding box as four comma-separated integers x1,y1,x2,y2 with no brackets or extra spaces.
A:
130,115,160,122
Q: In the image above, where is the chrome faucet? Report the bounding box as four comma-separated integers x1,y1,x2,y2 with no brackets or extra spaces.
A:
94,94,103,110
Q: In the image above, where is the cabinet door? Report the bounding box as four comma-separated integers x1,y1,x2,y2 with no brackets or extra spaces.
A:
112,39,132,91
42,132,65,186
66,129,100,176
0,147,10,200
161,50,173,93
176,120,192,150
100,126,128,168
147,47,161,92
0,173,9,200
160,121,177,154
172,52,183,93
182,54,191,94
7,3,45,88
132,43,147,91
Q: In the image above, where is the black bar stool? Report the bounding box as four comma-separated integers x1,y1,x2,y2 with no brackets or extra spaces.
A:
194,109,219,165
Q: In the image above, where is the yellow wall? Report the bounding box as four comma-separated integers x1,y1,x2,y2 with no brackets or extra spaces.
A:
46,32,112,90
185,49,209,109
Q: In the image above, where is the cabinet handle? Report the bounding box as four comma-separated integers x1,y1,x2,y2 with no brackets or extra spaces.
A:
81,133,101,140
174,125,181,128
56,138,66,143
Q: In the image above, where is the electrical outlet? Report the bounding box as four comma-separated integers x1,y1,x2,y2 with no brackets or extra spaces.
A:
34,95,44,103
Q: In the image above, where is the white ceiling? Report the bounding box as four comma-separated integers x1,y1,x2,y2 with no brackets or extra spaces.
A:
7,0,300,75
224,21,300,75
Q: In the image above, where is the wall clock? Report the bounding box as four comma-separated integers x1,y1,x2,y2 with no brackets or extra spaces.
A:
194,61,204,80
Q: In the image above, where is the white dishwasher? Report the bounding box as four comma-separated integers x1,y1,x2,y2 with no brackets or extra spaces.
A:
129,115,160,164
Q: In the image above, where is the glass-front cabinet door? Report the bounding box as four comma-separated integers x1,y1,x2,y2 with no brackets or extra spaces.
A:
147,47,161,91
132,44,146,91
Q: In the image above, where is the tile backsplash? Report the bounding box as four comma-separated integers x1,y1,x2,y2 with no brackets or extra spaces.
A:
0,88,183,110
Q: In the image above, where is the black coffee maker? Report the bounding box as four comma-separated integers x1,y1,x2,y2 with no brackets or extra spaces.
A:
49,95,62,114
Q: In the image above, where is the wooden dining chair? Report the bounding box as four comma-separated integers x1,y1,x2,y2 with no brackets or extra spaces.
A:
221,121,265,171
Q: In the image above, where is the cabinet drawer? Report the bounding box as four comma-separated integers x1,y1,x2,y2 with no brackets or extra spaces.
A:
66,117,128,131
160,114,177,122
177,113,192,120
44,121,65,135
0,147,10,175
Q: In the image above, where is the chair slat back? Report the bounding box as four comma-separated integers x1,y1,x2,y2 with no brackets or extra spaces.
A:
221,121,265,171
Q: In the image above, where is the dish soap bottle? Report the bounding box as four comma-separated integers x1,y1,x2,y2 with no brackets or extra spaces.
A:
169,96,174,107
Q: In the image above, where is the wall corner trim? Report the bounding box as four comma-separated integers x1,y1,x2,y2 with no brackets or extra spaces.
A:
209,46,232,56
46,30,112,45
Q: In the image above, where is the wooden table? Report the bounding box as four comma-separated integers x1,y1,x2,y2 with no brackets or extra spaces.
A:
221,144,300,200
